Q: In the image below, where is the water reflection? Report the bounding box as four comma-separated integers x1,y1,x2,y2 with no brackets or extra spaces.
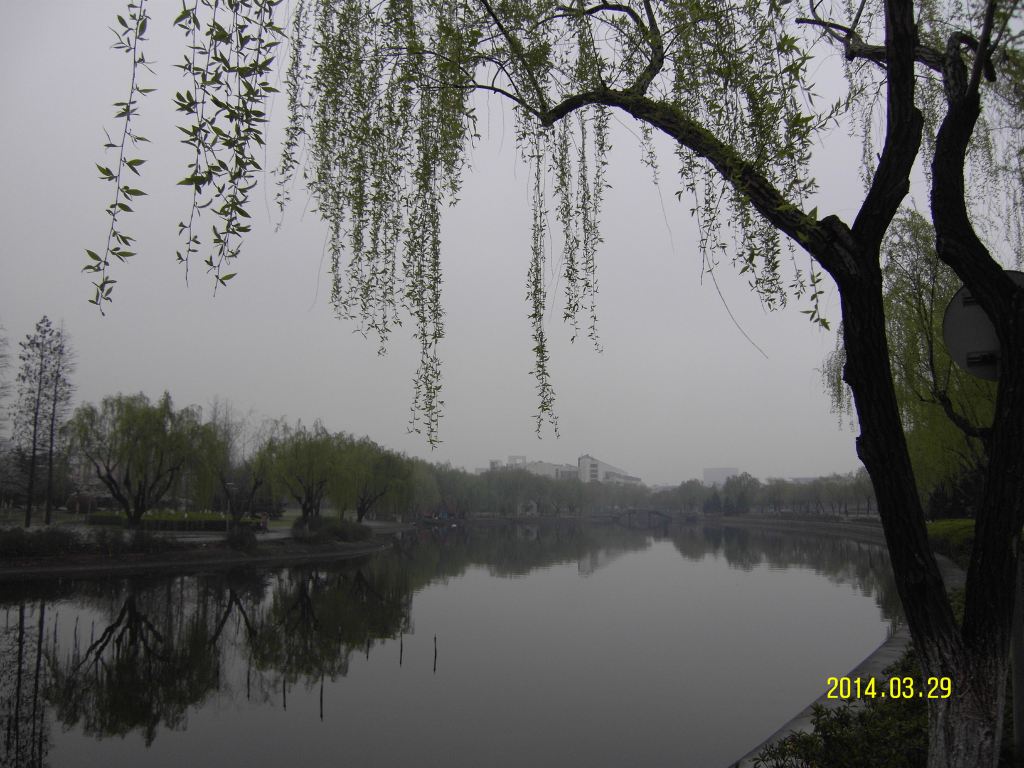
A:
1,521,900,767
670,525,902,624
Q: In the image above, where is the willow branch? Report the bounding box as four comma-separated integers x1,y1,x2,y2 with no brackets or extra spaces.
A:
556,2,647,30
477,0,549,112
630,0,665,95
796,17,944,73
541,87,850,275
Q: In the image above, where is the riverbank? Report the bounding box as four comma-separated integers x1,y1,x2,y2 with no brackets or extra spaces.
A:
699,512,889,545
721,516,966,768
0,531,395,582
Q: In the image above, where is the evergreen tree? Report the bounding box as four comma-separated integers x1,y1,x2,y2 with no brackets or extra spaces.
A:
10,317,76,526
42,324,75,523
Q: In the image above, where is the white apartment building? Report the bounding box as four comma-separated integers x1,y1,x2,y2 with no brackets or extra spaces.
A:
484,456,577,480
578,454,642,485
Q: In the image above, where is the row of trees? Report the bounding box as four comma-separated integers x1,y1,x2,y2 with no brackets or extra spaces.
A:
22,385,877,525
2,359,879,526
59,392,655,524
650,471,877,517
0,316,76,527
62,394,411,526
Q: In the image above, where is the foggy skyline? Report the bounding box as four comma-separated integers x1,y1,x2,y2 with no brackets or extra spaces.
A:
1,2,867,486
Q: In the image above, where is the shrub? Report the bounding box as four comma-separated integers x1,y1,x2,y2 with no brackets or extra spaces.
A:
754,643,1017,768
85,513,127,527
0,527,85,557
926,519,974,570
927,465,985,520
226,525,258,552
330,518,373,542
290,515,317,538
128,530,178,554
755,653,927,768
290,516,373,543
92,527,127,555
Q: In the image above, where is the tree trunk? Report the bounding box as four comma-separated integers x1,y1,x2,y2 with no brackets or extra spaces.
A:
925,45,1024,767
838,259,1015,767
44,342,64,526
927,653,1006,768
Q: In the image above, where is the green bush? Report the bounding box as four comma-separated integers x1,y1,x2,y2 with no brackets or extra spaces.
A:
91,527,127,555
226,525,258,552
85,512,127,527
0,527,85,557
128,530,178,554
926,518,974,570
87,510,239,532
291,516,373,543
330,518,373,542
754,643,1018,768
755,653,927,768
754,698,927,768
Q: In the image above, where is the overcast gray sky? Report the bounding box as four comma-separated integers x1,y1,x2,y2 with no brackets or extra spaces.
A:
1,1,870,486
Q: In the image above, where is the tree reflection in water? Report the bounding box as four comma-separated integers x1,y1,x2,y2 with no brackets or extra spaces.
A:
1,602,49,768
1,519,900,763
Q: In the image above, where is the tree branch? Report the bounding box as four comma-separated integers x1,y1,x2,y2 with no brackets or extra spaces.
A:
541,87,856,277
556,3,647,30
630,0,665,96
850,0,924,251
476,0,549,113
934,387,993,442
969,0,1001,92
795,17,944,73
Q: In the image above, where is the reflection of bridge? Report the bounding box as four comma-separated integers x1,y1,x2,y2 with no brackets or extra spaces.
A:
611,508,676,529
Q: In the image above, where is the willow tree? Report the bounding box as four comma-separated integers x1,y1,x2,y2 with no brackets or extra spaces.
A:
90,0,1024,764
824,209,997,504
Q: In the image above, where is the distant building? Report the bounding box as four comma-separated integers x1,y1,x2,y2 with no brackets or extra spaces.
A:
703,467,739,487
578,454,642,485
519,460,579,480
485,456,577,480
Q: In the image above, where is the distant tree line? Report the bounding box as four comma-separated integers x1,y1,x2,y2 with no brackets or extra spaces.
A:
0,368,889,526
648,471,877,518
0,318,897,527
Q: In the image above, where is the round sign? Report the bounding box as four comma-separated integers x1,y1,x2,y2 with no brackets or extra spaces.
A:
942,270,1024,381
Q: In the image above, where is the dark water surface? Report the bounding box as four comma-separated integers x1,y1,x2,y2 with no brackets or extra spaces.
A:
2,521,900,768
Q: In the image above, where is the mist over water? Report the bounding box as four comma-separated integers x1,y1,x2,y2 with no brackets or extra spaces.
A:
2,522,899,768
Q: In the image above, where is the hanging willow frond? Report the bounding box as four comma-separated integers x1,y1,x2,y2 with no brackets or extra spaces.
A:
101,0,902,444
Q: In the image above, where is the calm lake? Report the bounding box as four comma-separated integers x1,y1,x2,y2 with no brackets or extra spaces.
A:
2,521,900,768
